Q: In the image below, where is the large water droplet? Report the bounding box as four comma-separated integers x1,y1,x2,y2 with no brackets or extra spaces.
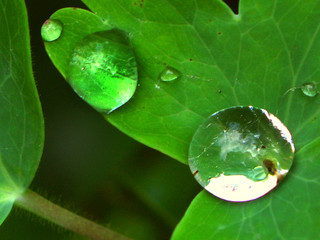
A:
41,19,63,42
189,106,295,202
301,82,318,97
159,66,180,82
68,30,138,113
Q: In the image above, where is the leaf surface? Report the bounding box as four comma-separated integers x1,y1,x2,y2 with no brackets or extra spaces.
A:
45,0,320,163
44,0,320,238
0,0,44,225
172,138,320,239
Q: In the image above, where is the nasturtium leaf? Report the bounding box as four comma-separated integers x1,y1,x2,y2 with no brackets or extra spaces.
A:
0,0,44,225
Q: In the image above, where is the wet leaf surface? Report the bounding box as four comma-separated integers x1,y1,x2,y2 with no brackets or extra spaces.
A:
43,0,320,238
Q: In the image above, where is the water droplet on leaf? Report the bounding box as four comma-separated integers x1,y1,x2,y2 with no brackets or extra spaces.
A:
68,30,138,113
159,66,180,82
301,82,318,97
189,106,295,202
41,19,63,42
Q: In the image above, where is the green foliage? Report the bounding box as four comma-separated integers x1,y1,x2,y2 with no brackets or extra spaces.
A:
44,0,320,239
0,0,44,225
173,138,320,239
45,0,320,164
1,0,319,239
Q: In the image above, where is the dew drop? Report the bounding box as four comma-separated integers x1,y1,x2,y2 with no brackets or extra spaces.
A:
189,106,295,202
41,19,63,42
68,30,138,113
301,82,318,97
159,66,180,82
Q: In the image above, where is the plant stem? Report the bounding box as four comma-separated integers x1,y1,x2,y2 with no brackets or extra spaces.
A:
15,189,131,240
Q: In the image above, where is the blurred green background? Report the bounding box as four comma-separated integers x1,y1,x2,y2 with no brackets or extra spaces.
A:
0,0,237,239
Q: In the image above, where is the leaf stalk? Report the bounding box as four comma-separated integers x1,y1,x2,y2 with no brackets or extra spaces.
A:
15,189,131,240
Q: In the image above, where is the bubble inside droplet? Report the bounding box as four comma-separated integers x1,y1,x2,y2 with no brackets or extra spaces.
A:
301,82,318,97
159,66,180,82
41,19,63,42
189,106,295,202
68,30,138,113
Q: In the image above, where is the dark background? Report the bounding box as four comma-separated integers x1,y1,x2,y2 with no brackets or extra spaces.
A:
0,0,238,239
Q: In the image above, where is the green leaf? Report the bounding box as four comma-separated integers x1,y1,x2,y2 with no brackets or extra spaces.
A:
43,0,320,238
0,0,44,225
172,137,320,239
42,8,111,79
44,0,320,164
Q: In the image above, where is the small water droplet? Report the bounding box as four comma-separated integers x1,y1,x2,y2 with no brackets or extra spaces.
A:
301,82,318,97
41,19,63,42
159,66,180,82
68,30,138,113
189,106,295,202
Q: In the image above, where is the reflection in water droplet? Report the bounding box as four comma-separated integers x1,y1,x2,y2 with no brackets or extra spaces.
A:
68,30,138,113
301,82,318,97
189,106,295,202
159,66,180,82
41,19,63,42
